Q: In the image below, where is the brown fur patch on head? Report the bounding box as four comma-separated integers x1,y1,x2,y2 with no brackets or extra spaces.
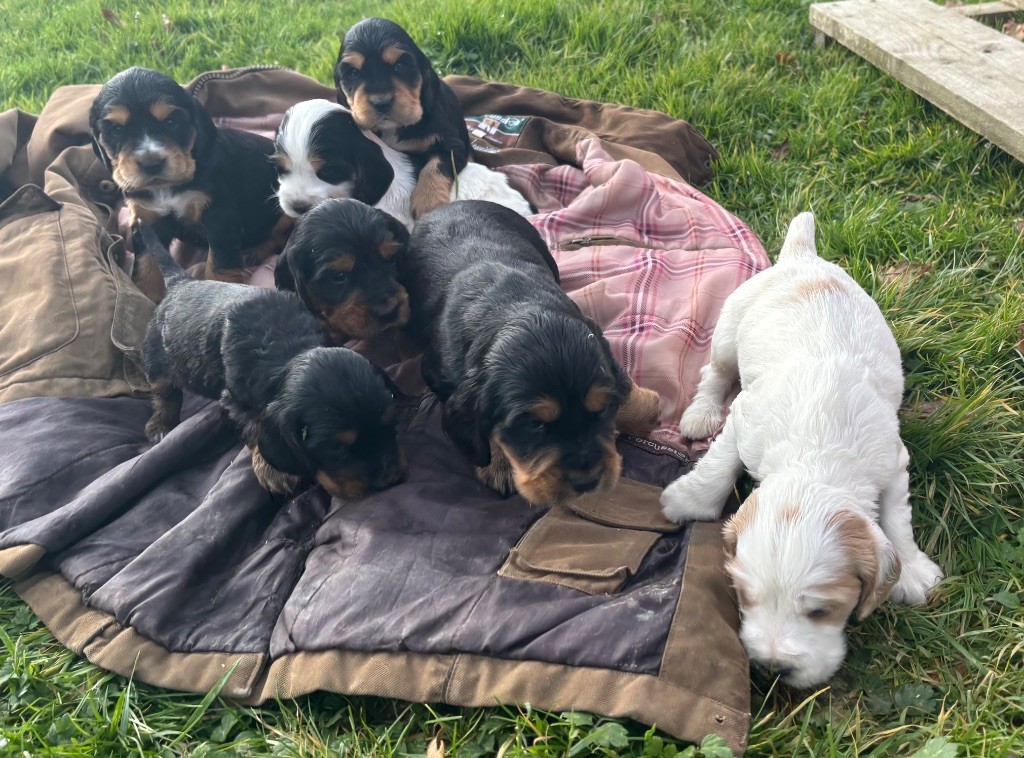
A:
329,253,356,272
389,77,423,127
410,157,452,220
779,504,801,523
348,87,379,131
615,382,661,436
316,471,368,500
381,44,406,65
321,291,372,339
336,429,359,445
107,140,197,192
149,101,179,121
494,437,567,506
104,105,130,125
805,575,861,626
529,396,561,424
379,237,401,259
830,509,901,621
791,277,847,302
341,51,364,69
308,154,324,173
584,385,613,414
273,152,292,173
723,491,759,560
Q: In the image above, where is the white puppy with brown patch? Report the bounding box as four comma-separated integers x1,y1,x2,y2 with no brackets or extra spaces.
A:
660,212,943,688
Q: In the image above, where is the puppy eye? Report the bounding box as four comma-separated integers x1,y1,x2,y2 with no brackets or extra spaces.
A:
317,166,347,185
163,114,180,128
105,122,124,137
393,59,408,74
807,608,829,620
343,67,359,81
330,270,349,283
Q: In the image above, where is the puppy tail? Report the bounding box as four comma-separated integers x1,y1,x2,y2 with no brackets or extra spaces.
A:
777,211,818,263
131,221,189,286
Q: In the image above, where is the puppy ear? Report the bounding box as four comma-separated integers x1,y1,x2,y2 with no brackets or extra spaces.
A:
417,55,440,106
334,52,351,107
256,413,307,473
274,251,297,291
722,491,759,560
91,133,113,173
442,371,493,468
832,509,902,621
353,146,395,206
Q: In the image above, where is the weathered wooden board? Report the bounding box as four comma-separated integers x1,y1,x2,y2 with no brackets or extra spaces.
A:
952,1,1020,24
809,0,1024,163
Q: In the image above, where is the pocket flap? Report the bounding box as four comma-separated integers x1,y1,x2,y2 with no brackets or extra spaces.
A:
568,476,681,533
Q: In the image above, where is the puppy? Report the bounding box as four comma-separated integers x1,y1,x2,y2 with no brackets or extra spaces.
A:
273,99,530,229
334,18,473,219
403,200,661,507
90,67,288,287
660,212,943,688
133,221,405,500
274,198,411,343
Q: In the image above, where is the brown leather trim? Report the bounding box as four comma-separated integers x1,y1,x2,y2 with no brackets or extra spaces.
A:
6,521,749,753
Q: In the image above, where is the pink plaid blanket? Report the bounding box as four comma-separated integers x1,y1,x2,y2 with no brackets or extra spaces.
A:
124,118,769,453
500,139,768,452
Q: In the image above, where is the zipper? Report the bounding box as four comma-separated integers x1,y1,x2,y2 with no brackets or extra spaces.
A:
558,235,661,251
187,65,286,96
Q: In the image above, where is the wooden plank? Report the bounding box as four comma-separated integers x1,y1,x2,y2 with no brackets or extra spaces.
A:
810,0,1024,163
952,2,1020,24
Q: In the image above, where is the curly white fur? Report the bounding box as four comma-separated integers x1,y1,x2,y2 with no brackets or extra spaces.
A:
660,212,943,688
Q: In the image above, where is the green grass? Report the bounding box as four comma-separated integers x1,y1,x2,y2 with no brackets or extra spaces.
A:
2,0,1023,755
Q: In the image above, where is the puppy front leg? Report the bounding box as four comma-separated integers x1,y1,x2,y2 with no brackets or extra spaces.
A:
410,156,453,220
202,211,248,283
661,414,743,522
248,445,302,496
145,381,183,443
879,444,944,605
475,437,516,497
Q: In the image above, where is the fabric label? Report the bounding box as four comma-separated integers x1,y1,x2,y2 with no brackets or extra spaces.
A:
464,114,530,153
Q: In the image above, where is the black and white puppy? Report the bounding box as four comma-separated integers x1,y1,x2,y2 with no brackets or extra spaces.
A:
273,99,530,230
133,222,405,500
335,18,472,219
90,67,290,286
403,200,662,507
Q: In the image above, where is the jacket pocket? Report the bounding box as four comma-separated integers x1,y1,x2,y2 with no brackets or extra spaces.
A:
498,477,680,595
0,185,78,378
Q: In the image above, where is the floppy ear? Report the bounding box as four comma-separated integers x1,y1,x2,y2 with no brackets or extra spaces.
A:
417,55,440,106
832,509,902,621
442,371,493,468
274,250,297,291
353,145,395,205
256,403,310,476
91,133,113,173
722,491,759,561
334,53,351,107
187,95,218,160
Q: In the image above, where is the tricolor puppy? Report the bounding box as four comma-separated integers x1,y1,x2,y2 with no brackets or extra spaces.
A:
334,18,473,219
90,67,288,286
133,222,405,500
275,199,411,343
273,99,530,229
660,212,943,688
404,200,661,507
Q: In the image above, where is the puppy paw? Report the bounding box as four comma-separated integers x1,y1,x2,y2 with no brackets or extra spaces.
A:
145,418,172,444
476,457,516,497
678,395,724,440
890,552,944,605
251,449,301,496
616,385,662,437
660,475,723,523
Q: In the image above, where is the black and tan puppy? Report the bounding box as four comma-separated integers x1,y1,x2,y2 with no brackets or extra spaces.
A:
133,222,404,500
90,67,289,289
334,18,472,220
403,200,662,507
275,199,411,343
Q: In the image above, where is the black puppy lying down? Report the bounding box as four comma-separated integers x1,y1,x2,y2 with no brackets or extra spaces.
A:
134,223,405,499
403,200,661,507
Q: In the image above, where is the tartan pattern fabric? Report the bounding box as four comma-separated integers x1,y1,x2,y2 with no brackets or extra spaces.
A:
497,139,769,451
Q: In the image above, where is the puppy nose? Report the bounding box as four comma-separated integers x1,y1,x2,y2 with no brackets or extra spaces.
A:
291,202,312,215
568,470,601,494
139,157,166,175
370,95,393,113
774,665,794,679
